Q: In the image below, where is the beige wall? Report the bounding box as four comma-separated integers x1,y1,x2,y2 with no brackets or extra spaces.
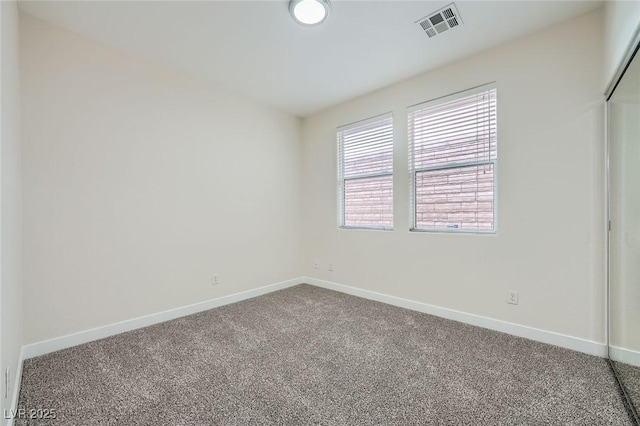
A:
1,0,23,422
604,0,640,89
302,10,606,343
20,14,303,344
14,5,628,353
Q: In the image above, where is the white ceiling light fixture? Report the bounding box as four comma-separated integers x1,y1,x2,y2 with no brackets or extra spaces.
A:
289,0,330,26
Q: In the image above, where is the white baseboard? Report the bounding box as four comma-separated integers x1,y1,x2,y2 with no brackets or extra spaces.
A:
609,345,640,367
22,277,304,359
303,277,607,358
21,275,606,362
6,346,24,426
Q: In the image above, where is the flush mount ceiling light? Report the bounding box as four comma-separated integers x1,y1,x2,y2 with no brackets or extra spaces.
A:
289,0,330,26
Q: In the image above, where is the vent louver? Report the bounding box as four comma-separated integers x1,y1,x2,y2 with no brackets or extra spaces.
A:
416,3,462,38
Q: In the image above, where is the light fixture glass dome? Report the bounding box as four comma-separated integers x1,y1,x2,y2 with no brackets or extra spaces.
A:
289,0,330,26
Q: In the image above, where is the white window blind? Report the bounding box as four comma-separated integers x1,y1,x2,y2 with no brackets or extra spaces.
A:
408,85,497,233
338,113,393,229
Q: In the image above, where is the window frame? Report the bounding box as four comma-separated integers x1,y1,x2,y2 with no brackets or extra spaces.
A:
337,112,394,231
408,83,498,234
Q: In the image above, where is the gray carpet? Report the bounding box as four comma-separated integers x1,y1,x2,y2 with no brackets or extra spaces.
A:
614,361,640,419
17,284,632,425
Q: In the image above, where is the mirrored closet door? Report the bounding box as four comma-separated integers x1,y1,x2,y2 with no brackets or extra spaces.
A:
609,41,640,423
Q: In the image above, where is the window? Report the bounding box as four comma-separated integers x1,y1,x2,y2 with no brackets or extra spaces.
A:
338,113,393,229
408,85,497,233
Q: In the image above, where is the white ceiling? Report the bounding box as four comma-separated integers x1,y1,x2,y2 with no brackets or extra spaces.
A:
19,0,603,117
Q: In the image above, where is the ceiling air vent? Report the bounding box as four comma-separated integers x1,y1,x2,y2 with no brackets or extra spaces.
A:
417,3,463,38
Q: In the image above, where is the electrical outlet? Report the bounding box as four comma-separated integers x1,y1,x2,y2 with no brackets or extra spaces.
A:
314,261,319,269
5,367,9,399
328,263,333,272
507,290,519,305
212,275,219,285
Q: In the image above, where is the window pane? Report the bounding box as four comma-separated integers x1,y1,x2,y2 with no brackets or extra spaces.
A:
343,142,393,177
415,163,494,231
344,175,393,228
411,90,496,169
338,113,394,229
342,118,393,178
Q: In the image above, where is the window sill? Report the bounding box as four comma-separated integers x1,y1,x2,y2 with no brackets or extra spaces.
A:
409,228,496,235
339,226,394,231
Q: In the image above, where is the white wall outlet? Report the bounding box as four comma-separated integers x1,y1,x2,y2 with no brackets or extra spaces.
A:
314,261,319,269
507,290,519,305
212,275,219,285
328,263,333,272
5,367,9,399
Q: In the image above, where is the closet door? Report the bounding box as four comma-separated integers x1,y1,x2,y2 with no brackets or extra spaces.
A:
609,47,640,421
